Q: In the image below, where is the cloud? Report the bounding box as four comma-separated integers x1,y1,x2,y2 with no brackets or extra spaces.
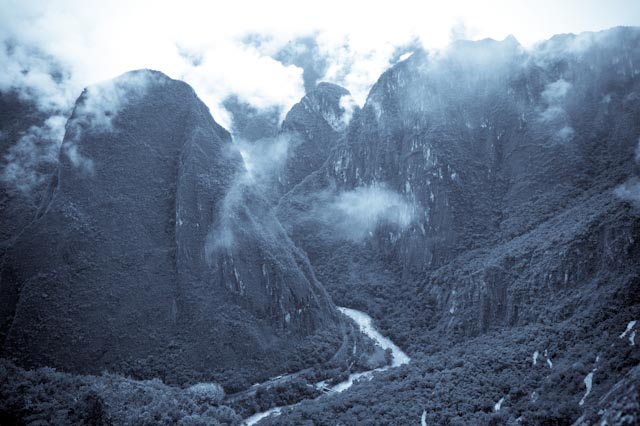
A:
448,20,481,43
324,185,417,242
339,94,359,128
0,41,76,114
1,114,66,194
60,71,160,175
75,71,157,133
204,133,297,252
614,178,640,206
538,79,574,141
234,134,295,185
539,105,565,122
541,78,572,103
1,0,638,141
556,125,575,141
61,142,94,176
614,137,640,206
258,34,330,93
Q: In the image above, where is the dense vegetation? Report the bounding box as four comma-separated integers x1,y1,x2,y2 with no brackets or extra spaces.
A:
0,359,240,426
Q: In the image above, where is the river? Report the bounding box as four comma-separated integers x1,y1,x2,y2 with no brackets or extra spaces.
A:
244,307,410,425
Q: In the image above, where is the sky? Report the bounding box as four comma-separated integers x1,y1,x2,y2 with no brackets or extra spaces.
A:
1,0,639,129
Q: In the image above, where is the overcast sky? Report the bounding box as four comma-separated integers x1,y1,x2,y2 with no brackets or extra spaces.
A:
1,0,639,128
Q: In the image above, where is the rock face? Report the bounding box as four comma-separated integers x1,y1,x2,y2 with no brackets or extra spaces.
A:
278,82,353,195
326,28,640,269
0,70,340,385
281,27,640,299
271,27,640,424
0,92,59,247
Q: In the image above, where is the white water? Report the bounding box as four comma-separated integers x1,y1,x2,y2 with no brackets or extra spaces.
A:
243,307,411,425
579,371,594,406
619,320,636,339
337,307,411,367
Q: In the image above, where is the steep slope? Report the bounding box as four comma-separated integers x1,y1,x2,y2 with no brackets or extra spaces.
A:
278,82,353,195
0,92,59,247
272,27,640,424
327,27,640,268
0,70,342,388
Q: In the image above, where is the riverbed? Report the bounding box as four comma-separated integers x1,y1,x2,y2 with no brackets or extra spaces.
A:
244,307,410,425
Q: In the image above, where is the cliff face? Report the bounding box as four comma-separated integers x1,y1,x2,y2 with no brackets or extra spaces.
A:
326,27,640,269
271,27,640,424
0,70,340,386
278,82,353,195
0,92,59,247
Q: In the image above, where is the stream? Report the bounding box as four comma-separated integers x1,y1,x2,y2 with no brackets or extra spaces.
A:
243,307,411,425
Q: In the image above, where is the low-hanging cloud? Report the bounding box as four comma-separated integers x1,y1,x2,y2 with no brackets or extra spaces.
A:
339,94,359,128
324,185,418,242
234,134,296,185
541,78,572,103
75,71,157,132
60,71,160,175
204,133,297,253
1,114,66,194
2,0,637,196
615,137,640,206
247,34,329,94
538,78,574,141
0,41,76,115
614,178,640,206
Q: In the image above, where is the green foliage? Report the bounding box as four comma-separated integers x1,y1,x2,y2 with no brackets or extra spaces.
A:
0,359,241,426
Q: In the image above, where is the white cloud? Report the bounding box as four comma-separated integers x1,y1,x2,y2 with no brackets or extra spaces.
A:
556,125,575,141
235,134,294,184
60,71,161,174
0,0,638,132
542,79,572,103
62,142,94,176
1,114,66,193
339,94,358,128
539,79,574,141
539,106,566,122
76,71,158,132
326,185,417,241
615,178,640,206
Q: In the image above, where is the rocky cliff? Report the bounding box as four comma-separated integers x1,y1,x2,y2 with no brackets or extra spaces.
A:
0,70,341,387
271,27,640,424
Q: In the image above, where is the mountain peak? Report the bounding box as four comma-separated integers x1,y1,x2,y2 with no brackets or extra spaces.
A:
313,82,350,98
1,70,342,386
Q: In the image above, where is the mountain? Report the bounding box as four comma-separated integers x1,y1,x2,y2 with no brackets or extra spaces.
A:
0,70,343,389
278,82,354,195
270,27,640,424
0,92,59,246
1,25,640,426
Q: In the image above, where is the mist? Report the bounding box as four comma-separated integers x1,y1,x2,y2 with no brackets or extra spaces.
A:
0,114,66,194
326,185,417,242
60,71,160,175
615,138,640,206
